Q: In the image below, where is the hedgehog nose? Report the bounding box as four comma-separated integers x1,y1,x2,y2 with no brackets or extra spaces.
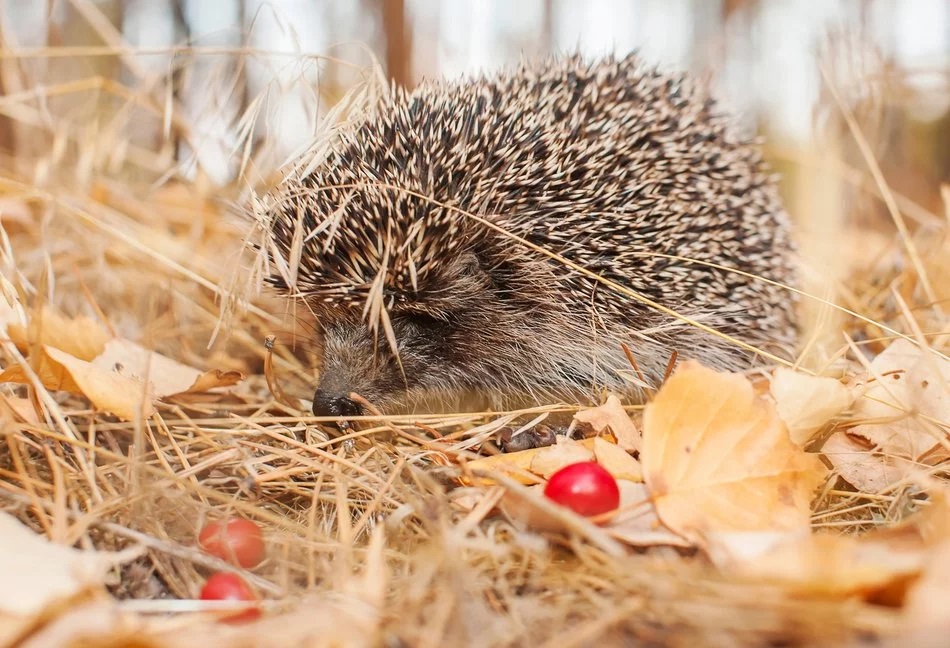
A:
311,389,362,418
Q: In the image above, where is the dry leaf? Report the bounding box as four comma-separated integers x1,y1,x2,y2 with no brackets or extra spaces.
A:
16,601,139,648
93,338,242,398
904,541,950,636
605,481,688,547
464,449,546,486
897,487,950,630
47,346,156,419
529,436,595,479
641,361,828,544
0,346,156,420
0,513,137,617
0,395,39,424
187,368,245,394
573,394,641,452
826,340,949,492
821,431,907,493
464,436,602,485
8,307,109,361
592,436,643,482
499,484,566,533
726,532,923,597
0,295,26,334
0,196,33,226
728,487,950,603
770,368,853,445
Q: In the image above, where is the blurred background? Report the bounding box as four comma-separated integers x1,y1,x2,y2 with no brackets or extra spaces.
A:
1,1,946,187
0,0,948,359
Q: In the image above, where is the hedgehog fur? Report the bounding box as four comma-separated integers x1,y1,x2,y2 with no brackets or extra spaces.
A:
262,53,798,417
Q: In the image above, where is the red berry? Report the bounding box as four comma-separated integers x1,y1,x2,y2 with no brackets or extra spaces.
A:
543,462,620,518
198,518,265,568
199,572,260,623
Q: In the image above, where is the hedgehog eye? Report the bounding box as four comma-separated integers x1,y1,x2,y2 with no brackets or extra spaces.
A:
399,310,451,331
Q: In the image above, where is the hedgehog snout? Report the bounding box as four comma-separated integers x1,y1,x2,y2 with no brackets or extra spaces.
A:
313,320,405,416
311,388,362,418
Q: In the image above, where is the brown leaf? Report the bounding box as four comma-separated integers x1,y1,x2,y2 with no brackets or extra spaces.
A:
0,346,155,420
725,532,923,597
641,361,828,544
463,449,546,486
529,436,595,479
826,340,949,492
769,368,853,446
186,368,245,394
8,307,109,361
0,513,138,617
592,436,643,482
605,481,688,547
498,484,567,533
0,395,39,424
47,346,156,419
573,394,641,452
92,338,242,398
821,431,907,494
903,540,950,634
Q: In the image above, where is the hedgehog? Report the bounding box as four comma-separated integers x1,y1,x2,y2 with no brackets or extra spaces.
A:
261,53,798,418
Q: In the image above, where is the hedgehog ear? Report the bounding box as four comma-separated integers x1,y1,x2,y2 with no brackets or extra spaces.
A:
454,252,483,278
454,252,486,277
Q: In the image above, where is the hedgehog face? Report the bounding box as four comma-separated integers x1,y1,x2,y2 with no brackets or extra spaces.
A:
308,251,503,417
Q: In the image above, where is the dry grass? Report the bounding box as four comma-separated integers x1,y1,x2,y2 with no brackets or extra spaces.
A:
0,26,947,648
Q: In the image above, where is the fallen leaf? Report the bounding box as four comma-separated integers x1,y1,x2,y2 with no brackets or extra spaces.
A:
573,394,641,452
0,346,156,420
726,532,923,597
605,481,688,547
0,513,137,617
827,340,949,492
641,361,828,544
903,540,950,635
0,294,26,334
592,436,643,482
186,368,245,394
0,395,39,424
16,601,140,648
463,449,546,486
770,368,853,446
529,436,595,479
8,307,109,361
821,431,907,494
499,484,566,533
0,196,33,222
93,338,242,398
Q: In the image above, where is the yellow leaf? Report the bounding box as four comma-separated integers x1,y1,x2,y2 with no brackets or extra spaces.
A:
573,394,641,452
463,449,544,486
727,532,923,597
463,437,600,485
592,436,642,482
92,338,243,398
770,368,853,446
642,361,827,543
605,481,687,547
529,437,594,479
826,339,950,492
0,513,137,617
45,346,156,420
0,346,155,420
8,307,108,361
